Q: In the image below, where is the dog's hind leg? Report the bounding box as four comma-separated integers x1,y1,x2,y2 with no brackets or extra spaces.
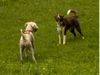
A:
30,46,36,63
20,46,25,61
75,21,84,39
75,26,84,39
70,27,76,37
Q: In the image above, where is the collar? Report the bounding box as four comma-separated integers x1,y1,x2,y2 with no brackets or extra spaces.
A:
24,30,32,34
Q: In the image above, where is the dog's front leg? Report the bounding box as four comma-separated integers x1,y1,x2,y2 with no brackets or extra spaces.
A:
63,35,66,45
63,27,66,45
58,34,61,45
57,24,62,45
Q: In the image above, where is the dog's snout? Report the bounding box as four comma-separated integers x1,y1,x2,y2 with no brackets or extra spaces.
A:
33,25,38,32
36,26,39,29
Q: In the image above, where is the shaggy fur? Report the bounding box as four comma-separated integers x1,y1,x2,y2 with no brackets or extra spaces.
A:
19,21,38,62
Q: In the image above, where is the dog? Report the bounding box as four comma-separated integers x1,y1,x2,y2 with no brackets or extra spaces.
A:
55,9,84,45
19,21,38,62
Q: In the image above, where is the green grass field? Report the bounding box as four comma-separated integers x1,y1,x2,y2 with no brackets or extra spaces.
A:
0,0,99,75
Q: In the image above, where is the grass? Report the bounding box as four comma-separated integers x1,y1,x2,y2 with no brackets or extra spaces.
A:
0,0,99,75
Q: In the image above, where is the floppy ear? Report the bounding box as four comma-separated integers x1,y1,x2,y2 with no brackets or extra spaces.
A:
32,22,39,29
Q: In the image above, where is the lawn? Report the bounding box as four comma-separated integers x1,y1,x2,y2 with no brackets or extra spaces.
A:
0,0,99,75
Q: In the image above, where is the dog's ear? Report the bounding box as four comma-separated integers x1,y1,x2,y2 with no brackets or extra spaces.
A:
32,22,39,29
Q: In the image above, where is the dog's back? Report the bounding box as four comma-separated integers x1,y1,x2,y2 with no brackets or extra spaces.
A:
20,29,34,47
19,21,38,62
58,15,79,29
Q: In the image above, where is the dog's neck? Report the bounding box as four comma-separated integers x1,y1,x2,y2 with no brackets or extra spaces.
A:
24,30,33,34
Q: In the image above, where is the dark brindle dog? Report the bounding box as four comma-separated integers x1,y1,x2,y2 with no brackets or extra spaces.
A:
55,9,84,45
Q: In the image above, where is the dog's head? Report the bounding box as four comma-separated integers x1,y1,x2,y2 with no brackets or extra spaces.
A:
25,22,38,32
55,14,64,26
55,14,64,22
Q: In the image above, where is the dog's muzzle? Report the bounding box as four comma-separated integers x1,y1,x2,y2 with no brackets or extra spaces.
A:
34,28,38,32
33,27,38,32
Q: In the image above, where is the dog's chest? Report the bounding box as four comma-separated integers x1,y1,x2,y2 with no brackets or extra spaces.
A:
57,24,64,33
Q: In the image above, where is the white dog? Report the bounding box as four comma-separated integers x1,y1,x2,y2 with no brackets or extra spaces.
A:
19,21,38,62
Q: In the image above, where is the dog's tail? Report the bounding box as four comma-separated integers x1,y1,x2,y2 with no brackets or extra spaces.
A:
20,29,25,40
67,9,78,18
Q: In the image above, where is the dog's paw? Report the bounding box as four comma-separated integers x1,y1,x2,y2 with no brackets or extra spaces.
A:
82,36,85,39
63,42,66,45
33,60,37,64
63,43,66,45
